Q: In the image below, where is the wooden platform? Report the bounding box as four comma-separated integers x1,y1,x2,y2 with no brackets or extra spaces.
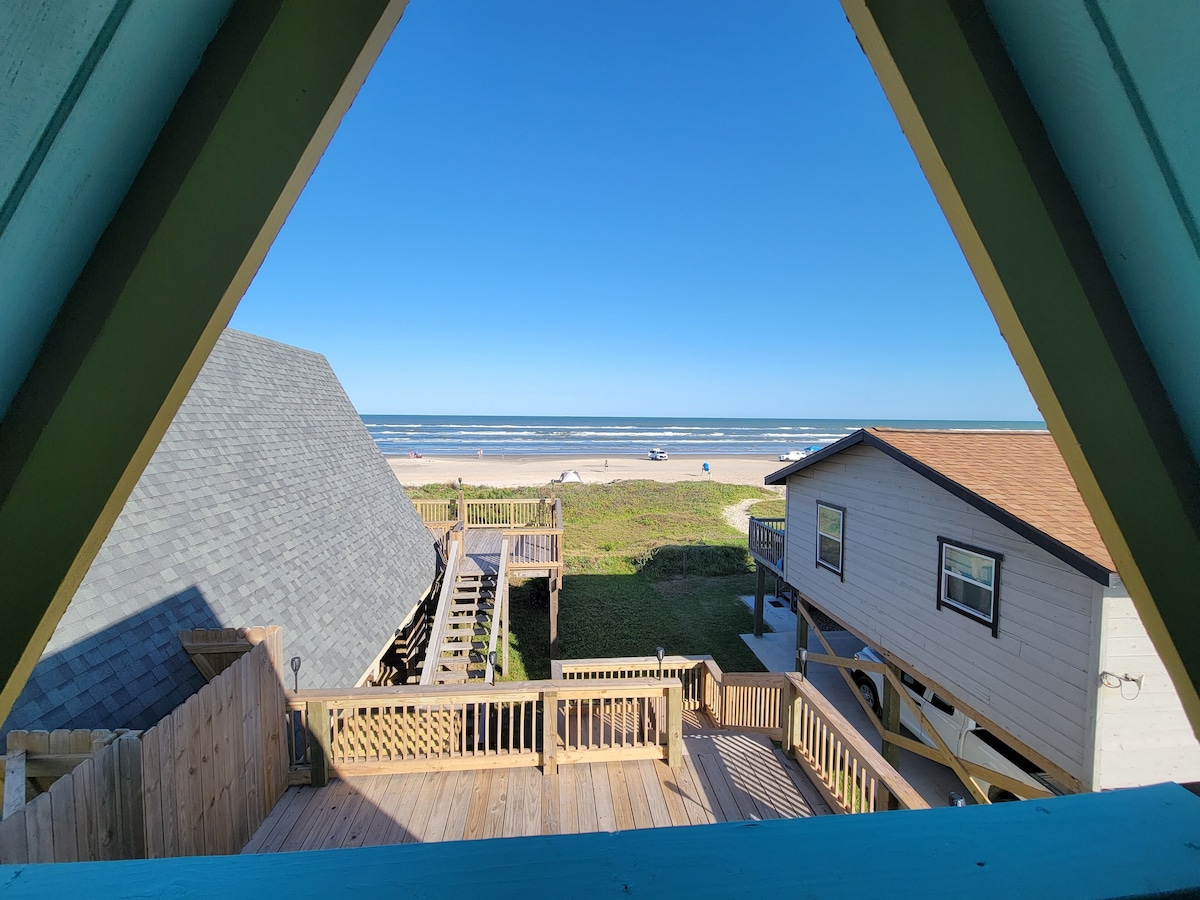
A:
242,732,830,853
459,529,558,577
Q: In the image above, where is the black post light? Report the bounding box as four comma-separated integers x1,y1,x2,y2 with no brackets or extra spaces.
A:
290,656,301,692
656,646,664,680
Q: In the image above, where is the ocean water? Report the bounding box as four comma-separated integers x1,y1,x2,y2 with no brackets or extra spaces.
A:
361,416,1046,457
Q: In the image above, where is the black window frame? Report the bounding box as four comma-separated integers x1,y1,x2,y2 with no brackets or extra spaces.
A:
936,536,1002,637
815,501,845,579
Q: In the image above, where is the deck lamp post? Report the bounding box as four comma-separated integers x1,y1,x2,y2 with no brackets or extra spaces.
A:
290,656,301,692
656,646,664,680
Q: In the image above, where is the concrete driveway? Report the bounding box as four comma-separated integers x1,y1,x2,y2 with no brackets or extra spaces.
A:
739,595,974,807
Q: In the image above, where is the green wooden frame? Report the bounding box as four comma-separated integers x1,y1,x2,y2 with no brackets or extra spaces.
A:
842,0,1200,731
0,0,408,724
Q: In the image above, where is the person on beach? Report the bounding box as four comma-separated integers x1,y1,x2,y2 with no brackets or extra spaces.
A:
604,459,609,471
478,448,483,459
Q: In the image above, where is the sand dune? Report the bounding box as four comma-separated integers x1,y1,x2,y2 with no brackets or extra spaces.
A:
387,453,788,489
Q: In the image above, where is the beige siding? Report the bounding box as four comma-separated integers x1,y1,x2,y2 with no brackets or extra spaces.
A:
784,444,1097,782
1092,586,1200,789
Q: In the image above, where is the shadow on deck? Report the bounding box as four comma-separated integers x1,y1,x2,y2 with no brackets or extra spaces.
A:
242,727,831,853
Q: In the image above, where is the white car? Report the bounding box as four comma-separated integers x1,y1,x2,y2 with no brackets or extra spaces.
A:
851,646,1053,802
779,449,807,461
648,449,669,460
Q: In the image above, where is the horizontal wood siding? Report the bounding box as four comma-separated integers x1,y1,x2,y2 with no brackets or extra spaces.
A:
1093,586,1200,789
784,444,1096,779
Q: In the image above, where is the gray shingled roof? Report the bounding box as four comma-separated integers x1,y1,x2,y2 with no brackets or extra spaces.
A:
4,329,435,735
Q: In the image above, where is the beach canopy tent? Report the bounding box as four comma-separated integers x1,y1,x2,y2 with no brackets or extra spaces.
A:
0,0,1198,892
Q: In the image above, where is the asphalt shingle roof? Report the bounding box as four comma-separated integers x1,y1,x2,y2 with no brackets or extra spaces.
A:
864,427,1115,572
4,329,435,736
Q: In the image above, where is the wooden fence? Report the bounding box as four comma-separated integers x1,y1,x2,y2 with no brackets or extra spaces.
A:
0,731,140,863
286,677,682,783
139,626,287,857
0,627,288,863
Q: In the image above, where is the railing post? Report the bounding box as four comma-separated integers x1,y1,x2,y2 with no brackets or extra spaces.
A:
753,563,766,638
780,675,799,760
666,682,683,768
306,700,330,787
542,689,558,775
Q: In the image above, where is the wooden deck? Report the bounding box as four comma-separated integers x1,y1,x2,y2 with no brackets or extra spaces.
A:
459,528,559,577
242,731,830,853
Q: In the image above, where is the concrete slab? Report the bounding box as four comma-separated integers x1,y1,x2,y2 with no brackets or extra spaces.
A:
738,595,973,808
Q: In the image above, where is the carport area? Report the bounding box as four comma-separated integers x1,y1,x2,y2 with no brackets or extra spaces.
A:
739,595,974,808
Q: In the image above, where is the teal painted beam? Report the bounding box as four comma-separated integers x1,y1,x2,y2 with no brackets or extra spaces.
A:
0,785,1196,898
0,0,235,417
843,0,1200,733
0,0,407,724
985,0,1200,463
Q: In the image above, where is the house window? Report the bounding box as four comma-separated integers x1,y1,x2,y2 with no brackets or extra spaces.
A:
815,502,845,577
937,538,1001,636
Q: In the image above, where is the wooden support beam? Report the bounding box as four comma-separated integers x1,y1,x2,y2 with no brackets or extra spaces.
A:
753,564,766,638
3,750,26,819
549,575,560,660
880,670,902,781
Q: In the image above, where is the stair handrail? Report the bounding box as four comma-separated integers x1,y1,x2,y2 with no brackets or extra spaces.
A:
484,537,510,683
420,533,461,686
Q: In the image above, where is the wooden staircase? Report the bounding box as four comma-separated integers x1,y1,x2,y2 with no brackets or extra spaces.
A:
424,572,498,684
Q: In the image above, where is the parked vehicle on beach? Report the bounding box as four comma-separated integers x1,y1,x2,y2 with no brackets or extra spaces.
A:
648,449,669,460
779,449,807,461
851,646,1052,802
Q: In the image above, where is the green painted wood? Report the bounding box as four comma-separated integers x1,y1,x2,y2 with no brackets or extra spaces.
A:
0,785,1196,897
986,0,1200,460
0,0,404,724
0,0,235,417
856,0,1200,726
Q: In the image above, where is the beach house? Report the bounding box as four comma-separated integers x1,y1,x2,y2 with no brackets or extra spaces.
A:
751,428,1200,795
2,329,438,738
1,0,1198,894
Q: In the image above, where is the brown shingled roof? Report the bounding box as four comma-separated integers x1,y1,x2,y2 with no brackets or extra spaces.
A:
865,427,1115,572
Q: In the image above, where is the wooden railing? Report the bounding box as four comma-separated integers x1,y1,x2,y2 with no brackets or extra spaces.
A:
782,673,928,814
484,539,509,683
288,677,682,783
748,516,786,571
552,656,715,714
554,655,925,814
464,498,560,529
419,537,461,686
413,499,457,524
504,528,564,571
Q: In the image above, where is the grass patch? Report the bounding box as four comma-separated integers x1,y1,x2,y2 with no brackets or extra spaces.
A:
748,498,786,519
407,481,776,681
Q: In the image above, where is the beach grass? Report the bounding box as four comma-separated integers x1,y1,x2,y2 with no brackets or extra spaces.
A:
749,497,786,519
406,481,774,678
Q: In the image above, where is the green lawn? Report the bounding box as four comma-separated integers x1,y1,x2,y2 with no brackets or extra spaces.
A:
408,481,775,679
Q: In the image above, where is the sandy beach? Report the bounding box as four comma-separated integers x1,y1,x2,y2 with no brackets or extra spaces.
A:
387,454,787,488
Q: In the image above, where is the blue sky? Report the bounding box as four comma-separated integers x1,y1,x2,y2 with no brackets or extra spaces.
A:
231,2,1040,421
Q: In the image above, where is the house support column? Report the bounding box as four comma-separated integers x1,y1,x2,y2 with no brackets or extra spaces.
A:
753,564,766,638
881,668,902,810
794,602,809,675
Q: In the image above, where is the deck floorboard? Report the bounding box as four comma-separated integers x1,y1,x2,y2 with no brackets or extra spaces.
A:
244,732,827,852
